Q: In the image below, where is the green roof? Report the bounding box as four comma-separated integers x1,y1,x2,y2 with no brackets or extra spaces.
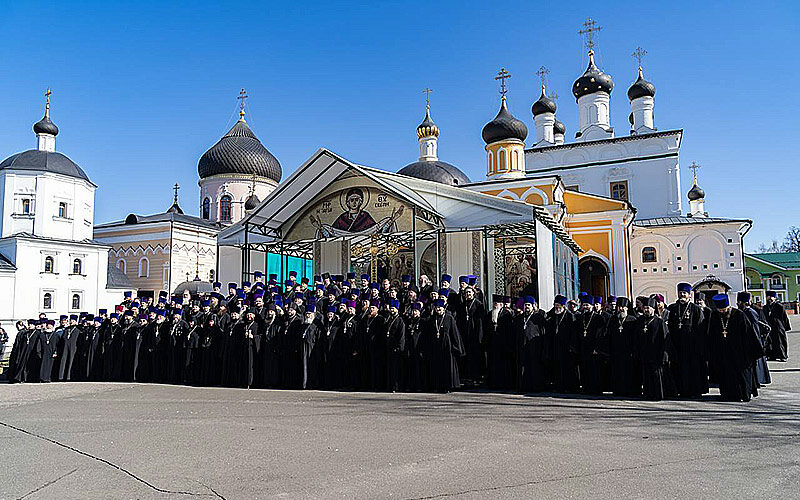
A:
748,252,800,269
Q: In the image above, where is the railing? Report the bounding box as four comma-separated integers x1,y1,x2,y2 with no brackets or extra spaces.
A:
748,282,764,289
770,283,787,290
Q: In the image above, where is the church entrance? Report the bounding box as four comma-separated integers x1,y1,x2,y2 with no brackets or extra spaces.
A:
579,256,609,298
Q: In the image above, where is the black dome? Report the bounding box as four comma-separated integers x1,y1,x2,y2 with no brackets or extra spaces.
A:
572,52,614,100
531,88,557,116
417,106,439,139
688,183,705,201
627,68,656,100
244,193,261,210
553,118,565,135
482,98,528,144
198,120,282,182
398,160,470,186
33,115,59,136
0,149,90,182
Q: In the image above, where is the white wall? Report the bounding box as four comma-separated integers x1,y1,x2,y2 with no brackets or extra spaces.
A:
535,220,555,307
198,174,278,225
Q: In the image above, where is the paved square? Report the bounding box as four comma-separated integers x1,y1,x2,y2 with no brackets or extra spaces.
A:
2,333,798,499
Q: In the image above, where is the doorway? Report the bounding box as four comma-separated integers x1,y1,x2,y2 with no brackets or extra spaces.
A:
579,256,609,298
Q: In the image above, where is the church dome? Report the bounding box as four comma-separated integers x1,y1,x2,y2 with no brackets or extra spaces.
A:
244,193,261,211
531,88,557,116
33,114,59,136
572,52,614,100
688,183,705,201
627,67,656,101
398,160,470,186
0,149,90,182
482,98,528,144
553,118,565,136
198,119,282,182
416,106,439,139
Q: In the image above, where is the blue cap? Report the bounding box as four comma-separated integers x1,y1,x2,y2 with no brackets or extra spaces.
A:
59,314,68,320
370,298,381,307
361,274,370,280
213,282,222,288
254,271,263,278
401,274,411,282
236,290,246,299
438,288,450,297
412,301,423,310
468,275,477,285
316,284,325,290
175,297,183,305
201,299,210,307
110,313,119,319
327,305,337,313
594,296,602,304
370,282,380,289
289,270,297,277
389,299,400,309
737,291,751,303
677,282,692,293
124,291,132,298
228,282,238,289
243,281,251,287
459,276,469,284
69,314,78,320
580,294,594,305
712,294,730,308
524,295,536,305
269,274,278,280
306,304,316,313
352,289,361,297
766,290,777,298
347,272,356,279
554,295,567,306
434,298,446,307
441,274,452,283
295,292,305,300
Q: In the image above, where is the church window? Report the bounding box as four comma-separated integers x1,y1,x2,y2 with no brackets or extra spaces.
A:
487,152,493,172
771,275,782,286
220,195,232,222
116,259,126,274
71,293,81,310
202,198,210,220
796,275,800,285
512,150,519,170
677,266,682,271
730,262,735,267
22,199,31,214
727,238,733,243
610,181,629,201
676,256,681,261
713,263,719,269
58,202,68,218
692,265,698,270
43,292,53,310
139,257,150,278
703,264,708,269
642,247,657,263
44,256,54,273
72,258,82,275
499,150,507,171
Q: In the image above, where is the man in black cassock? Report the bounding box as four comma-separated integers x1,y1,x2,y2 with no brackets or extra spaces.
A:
168,311,188,384
763,291,790,361
455,287,485,385
737,292,771,387
514,296,547,392
666,283,708,398
575,294,607,395
364,299,388,391
199,314,221,386
123,313,146,382
58,315,80,381
8,321,33,383
221,306,243,387
386,300,406,392
36,320,59,382
237,311,260,389
422,298,463,393
103,314,124,381
320,305,342,390
404,302,425,392
607,297,640,397
637,297,670,400
260,305,282,388
486,296,515,390
82,317,104,381
288,306,318,389
545,295,578,393
707,294,764,402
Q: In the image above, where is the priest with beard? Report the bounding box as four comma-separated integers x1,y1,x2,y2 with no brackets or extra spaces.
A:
546,295,578,393
763,291,790,362
708,294,764,402
422,298,464,393
486,295,515,390
58,315,80,381
385,300,406,392
82,316,104,381
514,296,548,392
340,300,359,390
103,314,124,381
236,310,260,389
320,305,344,390
363,299,388,391
220,306,243,387
666,283,708,398
736,292,771,387
636,297,671,401
148,311,170,383
124,313,147,382
198,314,221,386
36,320,59,382
404,302,425,391
288,305,318,389
260,304,282,388
455,286,486,385
575,294,607,395
9,321,38,383
607,297,640,397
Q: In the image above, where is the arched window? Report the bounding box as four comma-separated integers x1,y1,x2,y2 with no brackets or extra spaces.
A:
220,195,232,222
116,259,127,274
43,292,52,310
22,199,31,214
512,150,519,170
642,246,657,263
139,257,149,278
44,256,54,273
499,150,507,171
71,293,81,310
72,258,82,275
202,198,210,220
771,275,783,286
58,202,68,218
487,152,494,172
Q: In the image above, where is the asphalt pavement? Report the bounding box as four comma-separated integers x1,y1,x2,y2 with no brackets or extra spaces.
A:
1,332,798,500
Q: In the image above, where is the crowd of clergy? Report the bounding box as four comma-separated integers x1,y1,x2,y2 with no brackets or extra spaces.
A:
4,270,791,402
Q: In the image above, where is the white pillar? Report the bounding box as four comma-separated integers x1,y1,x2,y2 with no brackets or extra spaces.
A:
631,96,655,133
534,113,555,146
37,133,56,152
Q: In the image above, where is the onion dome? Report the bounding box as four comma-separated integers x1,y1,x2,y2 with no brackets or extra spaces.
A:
688,182,705,201
244,193,261,211
572,51,614,100
482,98,528,144
627,67,656,101
0,150,89,181
198,116,282,182
33,114,59,136
531,86,557,116
398,160,470,186
416,105,439,139
553,118,566,136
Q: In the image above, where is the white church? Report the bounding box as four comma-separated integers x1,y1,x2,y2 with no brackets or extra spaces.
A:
0,93,131,336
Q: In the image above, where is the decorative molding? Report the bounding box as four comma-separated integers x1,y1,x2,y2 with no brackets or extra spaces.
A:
471,231,481,277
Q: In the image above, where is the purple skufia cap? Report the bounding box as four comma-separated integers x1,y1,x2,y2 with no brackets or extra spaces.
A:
370,298,381,307
412,301,423,310
346,300,357,308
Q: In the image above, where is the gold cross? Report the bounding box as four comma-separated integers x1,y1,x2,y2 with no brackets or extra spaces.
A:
238,88,248,120
44,87,52,111
578,17,602,52
495,68,511,98
689,161,701,184
535,66,549,90
632,46,647,68
423,87,433,107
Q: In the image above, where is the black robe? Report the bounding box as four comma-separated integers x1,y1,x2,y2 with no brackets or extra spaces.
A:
9,329,38,383
199,321,221,386
58,325,80,381
666,301,708,397
487,308,516,391
182,326,200,385
320,318,344,390
514,310,548,392
404,316,425,392
235,321,259,388
545,308,579,393
36,330,60,382
149,321,170,383
742,306,771,386
636,314,670,401
607,313,641,397
422,312,464,392
220,318,241,387
709,308,764,402
574,310,608,395
103,322,125,381
455,298,485,383
286,320,317,389
385,314,406,392
123,323,146,382
763,301,790,360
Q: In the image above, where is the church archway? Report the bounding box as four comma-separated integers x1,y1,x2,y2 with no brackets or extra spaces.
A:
579,256,609,298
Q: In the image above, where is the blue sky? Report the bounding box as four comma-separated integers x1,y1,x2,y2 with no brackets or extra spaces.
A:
1,1,797,248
